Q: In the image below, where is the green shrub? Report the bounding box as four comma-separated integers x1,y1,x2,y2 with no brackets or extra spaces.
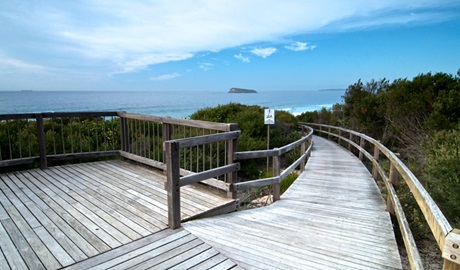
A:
191,103,301,179
423,124,460,227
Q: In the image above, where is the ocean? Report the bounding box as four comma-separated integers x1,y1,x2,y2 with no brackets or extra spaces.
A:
0,90,345,118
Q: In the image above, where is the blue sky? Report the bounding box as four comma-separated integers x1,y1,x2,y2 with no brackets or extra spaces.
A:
1,0,459,91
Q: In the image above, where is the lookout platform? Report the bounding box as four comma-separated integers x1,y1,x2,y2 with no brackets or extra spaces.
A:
1,136,401,269
0,160,237,269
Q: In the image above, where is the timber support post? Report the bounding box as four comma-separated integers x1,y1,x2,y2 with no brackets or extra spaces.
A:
443,229,460,270
387,163,399,215
348,132,353,151
372,143,380,179
36,114,47,169
165,140,181,229
358,137,365,160
226,123,239,199
120,116,129,152
272,149,281,202
300,140,306,172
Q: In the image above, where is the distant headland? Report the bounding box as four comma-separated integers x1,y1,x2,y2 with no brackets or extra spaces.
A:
228,87,257,93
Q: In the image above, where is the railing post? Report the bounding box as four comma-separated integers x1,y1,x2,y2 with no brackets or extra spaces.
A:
443,229,460,270
338,128,342,146
387,163,399,215
120,117,128,151
165,140,181,229
348,132,353,151
226,123,239,199
272,149,281,202
36,114,47,169
372,143,380,179
300,139,306,172
162,122,172,164
327,126,331,140
307,135,312,158
358,137,365,160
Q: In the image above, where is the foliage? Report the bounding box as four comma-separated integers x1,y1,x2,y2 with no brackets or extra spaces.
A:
191,103,301,179
280,172,298,194
0,117,120,165
423,124,460,227
297,69,460,237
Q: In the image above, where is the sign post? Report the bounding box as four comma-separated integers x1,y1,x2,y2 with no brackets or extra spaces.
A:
264,109,275,173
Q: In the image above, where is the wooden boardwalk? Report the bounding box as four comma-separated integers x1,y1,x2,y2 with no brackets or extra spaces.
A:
184,136,403,269
0,160,236,269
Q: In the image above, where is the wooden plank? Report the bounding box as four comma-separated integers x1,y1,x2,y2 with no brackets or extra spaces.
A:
1,218,45,269
0,221,28,270
88,229,193,270
103,234,199,270
0,250,10,270
68,191,142,241
23,201,88,262
63,229,180,270
69,163,170,223
17,171,118,252
62,168,167,228
4,205,62,270
169,247,220,269
209,259,239,270
188,254,229,269
9,171,111,256
140,241,209,269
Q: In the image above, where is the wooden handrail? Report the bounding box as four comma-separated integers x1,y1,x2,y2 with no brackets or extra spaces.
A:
233,125,314,201
0,112,121,169
305,122,460,270
164,129,240,229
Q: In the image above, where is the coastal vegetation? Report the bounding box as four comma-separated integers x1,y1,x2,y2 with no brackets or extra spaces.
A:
190,103,300,180
298,69,460,232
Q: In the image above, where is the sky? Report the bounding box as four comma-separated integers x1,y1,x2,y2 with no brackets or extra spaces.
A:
1,0,460,92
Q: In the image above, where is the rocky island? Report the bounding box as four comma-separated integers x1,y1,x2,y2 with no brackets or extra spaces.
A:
228,87,257,93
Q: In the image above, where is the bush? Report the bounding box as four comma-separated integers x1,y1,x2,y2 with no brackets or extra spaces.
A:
191,103,301,179
423,124,460,227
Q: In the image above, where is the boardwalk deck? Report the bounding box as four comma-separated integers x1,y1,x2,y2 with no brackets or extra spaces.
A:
0,159,235,269
183,136,403,269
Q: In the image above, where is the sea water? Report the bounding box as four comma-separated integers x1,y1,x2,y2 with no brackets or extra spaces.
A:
0,90,345,118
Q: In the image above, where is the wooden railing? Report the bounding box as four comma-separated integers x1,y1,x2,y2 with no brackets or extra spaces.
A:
0,112,120,169
232,124,314,202
306,123,460,270
118,112,237,194
164,130,240,229
1,112,240,229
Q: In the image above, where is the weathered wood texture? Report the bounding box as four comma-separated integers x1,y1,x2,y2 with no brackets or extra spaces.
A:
0,160,234,269
63,228,239,270
184,135,402,269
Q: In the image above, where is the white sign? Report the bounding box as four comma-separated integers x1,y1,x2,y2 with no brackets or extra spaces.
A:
264,109,275,125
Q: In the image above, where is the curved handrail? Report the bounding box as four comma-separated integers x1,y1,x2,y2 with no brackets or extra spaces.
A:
233,125,314,200
305,122,460,270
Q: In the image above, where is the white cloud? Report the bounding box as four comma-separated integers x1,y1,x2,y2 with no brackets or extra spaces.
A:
234,53,250,63
285,42,317,51
251,47,277,58
0,56,50,74
199,62,214,71
150,72,181,81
